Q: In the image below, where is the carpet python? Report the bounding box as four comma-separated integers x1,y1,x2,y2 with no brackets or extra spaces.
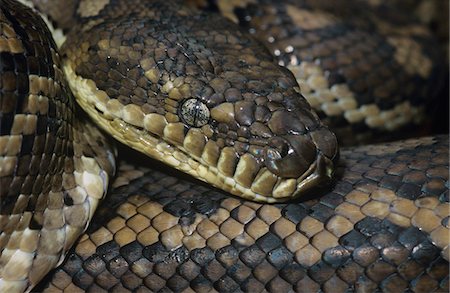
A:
0,0,448,292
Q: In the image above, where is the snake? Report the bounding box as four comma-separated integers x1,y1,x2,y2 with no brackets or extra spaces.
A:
0,0,448,292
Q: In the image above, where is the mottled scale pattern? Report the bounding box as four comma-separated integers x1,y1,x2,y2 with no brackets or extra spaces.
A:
359,0,449,63
220,0,446,144
0,0,115,291
48,0,339,202
3,0,448,292
35,136,449,292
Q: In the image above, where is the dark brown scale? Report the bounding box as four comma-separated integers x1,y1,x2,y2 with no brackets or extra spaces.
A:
235,101,255,127
0,2,116,291
0,0,72,216
3,0,445,292
230,0,445,145
57,0,338,181
32,136,449,292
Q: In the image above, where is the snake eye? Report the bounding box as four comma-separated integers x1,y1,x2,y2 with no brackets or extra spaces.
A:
179,98,210,127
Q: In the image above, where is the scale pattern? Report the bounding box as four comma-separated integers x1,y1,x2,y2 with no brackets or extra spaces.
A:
1,0,448,292
0,1,115,291
54,0,339,202
36,136,449,292
220,0,445,144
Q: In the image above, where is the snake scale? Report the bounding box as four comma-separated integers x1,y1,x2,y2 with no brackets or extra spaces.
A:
0,0,448,292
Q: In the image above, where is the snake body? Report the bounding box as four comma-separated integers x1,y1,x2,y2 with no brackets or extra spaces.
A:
0,1,115,291
0,0,448,292
39,136,449,293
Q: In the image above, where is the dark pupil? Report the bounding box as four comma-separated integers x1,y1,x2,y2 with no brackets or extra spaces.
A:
192,100,202,127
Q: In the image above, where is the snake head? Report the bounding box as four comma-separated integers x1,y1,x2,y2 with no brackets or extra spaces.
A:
163,72,338,202
60,3,338,202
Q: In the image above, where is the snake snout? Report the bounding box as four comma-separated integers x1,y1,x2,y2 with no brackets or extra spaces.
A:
260,104,339,200
263,135,317,178
264,105,338,177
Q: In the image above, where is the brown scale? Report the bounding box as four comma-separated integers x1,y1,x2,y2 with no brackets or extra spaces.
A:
18,1,450,144
0,0,67,218
223,0,445,145
56,0,338,196
34,136,449,292
3,0,448,291
0,0,115,292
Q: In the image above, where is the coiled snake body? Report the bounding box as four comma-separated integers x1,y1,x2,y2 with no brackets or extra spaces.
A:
0,0,448,292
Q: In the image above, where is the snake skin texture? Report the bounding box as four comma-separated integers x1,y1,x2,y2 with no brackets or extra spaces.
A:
34,136,449,292
53,0,339,203
0,0,115,291
0,0,448,292
214,0,446,144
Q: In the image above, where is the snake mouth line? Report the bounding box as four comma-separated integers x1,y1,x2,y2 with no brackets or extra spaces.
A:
64,63,334,202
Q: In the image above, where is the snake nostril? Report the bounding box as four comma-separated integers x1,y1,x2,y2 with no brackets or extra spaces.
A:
266,137,290,159
279,143,291,158
264,135,317,178
264,138,295,176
